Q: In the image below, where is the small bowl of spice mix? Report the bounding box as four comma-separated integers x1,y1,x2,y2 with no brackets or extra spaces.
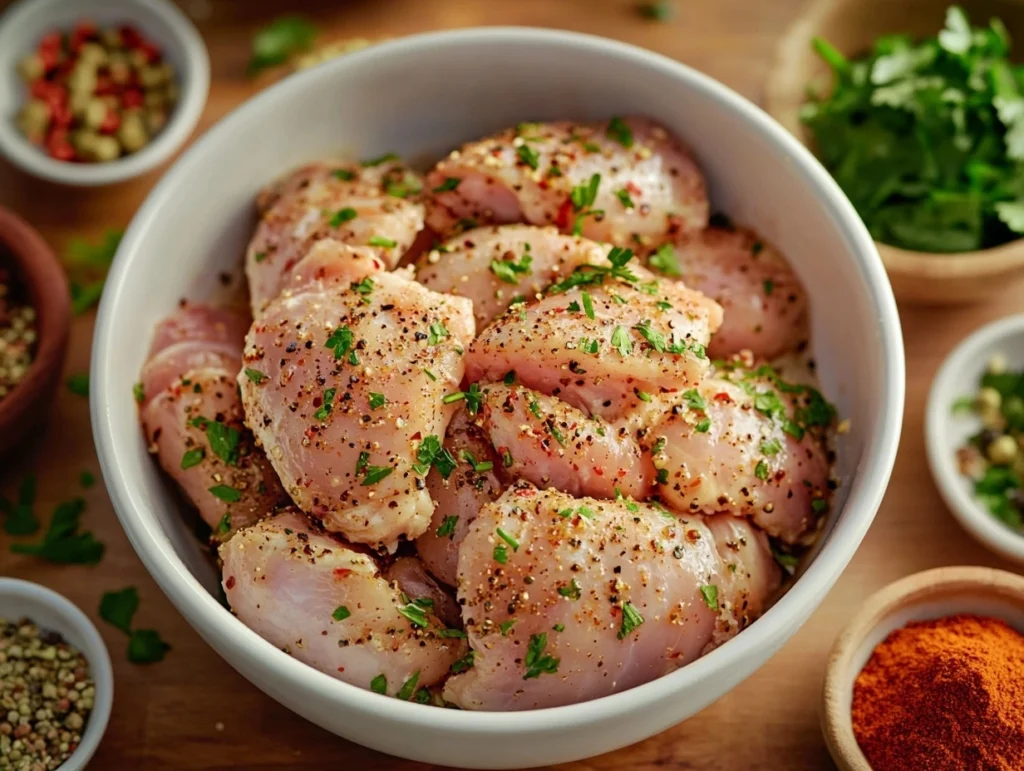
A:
822,566,1024,771
0,206,69,458
927,314,1024,564
0,578,113,771
0,0,209,186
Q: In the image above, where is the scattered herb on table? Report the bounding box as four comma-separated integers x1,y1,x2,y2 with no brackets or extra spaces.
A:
66,372,89,396
99,586,171,663
638,1,675,21
0,617,96,770
802,6,1024,252
65,229,124,315
0,473,39,535
249,16,318,75
953,353,1024,530
10,496,104,564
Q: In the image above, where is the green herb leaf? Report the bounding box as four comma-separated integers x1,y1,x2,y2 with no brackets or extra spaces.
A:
1,474,39,536
649,244,682,277
557,578,582,600
700,584,719,611
180,447,204,470
66,373,89,397
244,368,267,385
80,470,95,489
11,497,104,564
612,325,633,357
209,485,241,503
128,629,171,664
397,670,421,701
370,674,388,694
249,16,317,74
99,587,139,635
328,207,357,227
517,144,540,170
436,515,459,539
398,602,428,629
490,253,533,284
369,392,387,410
523,633,560,679
493,544,509,564
332,606,351,621
368,235,397,248
606,116,634,147
361,465,393,486
433,177,461,193
617,602,644,639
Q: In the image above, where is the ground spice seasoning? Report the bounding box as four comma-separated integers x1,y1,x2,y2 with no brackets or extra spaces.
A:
0,261,37,403
852,614,1024,771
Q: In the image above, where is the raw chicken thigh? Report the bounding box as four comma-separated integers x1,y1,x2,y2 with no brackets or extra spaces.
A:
246,159,425,314
444,483,780,710
416,409,506,587
479,384,654,500
639,373,832,543
667,226,809,360
238,243,475,551
466,254,723,420
416,225,609,330
221,509,467,697
426,117,708,246
139,305,288,540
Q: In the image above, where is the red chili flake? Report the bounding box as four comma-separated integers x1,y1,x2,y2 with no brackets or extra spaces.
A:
713,392,733,403
121,89,143,109
225,576,236,590
625,181,642,196
337,667,346,672
554,197,574,229
333,568,352,580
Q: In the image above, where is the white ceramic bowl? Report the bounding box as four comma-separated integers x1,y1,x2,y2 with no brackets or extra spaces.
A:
926,315,1024,564
821,566,1024,770
0,578,114,770
0,0,209,186
90,28,905,769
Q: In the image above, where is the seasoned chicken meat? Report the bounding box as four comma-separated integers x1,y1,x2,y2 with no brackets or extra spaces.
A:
444,483,780,710
425,117,708,246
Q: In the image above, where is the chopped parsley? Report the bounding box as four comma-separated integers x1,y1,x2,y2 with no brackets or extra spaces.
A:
368,235,397,248
133,382,145,403
313,387,337,422
325,325,355,360
328,207,358,227
606,116,634,147
612,325,633,356
244,368,267,384
569,173,603,235
581,291,596,319
557,578,582,600
180,447,204,470
66,373,89,397
369,392,387,409
412,435,457,478
398,601,428,629
516,144,540,170
427,322,449,346
433,177,461,193
352,277,375,302
361,465,393,486
700,584,719,611
11,497,104,565
490,253,533,284
451,651,475,674
216,513,231,534
209,485,241,503
500,619,517,636
496,527,519,551
248,16,317,74
547,246,637,294
493,544,509,564
362,152,399,167
370,674,388,694
523,633,560,679
649,243,682,277
755,460,770,481
617,602,644,639
332,606,351,621
760,438,782,455
763,279,775,296
397,671,421,701
683,389,707,411
615,188,635,208
436,515,459,539
332,168,355,181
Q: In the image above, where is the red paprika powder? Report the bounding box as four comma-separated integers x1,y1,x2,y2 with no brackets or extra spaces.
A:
851,614,1024,771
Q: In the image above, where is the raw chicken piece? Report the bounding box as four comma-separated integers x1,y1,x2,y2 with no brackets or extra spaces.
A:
416,409,506,587
416,225,609,330
384,556,462,628
639,373,832,543
479,384,654,500
139,305,288,541
238,256,475,551
425,117,708,246
222,509,467,697
465,254,722,420
246,160,425,314
666,226,808,359
444,483,780,711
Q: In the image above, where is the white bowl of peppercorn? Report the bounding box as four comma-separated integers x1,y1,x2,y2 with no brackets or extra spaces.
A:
0,0,209,187
0,578,113,771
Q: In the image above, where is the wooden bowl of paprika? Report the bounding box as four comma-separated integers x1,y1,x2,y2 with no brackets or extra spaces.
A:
822,566,1024,770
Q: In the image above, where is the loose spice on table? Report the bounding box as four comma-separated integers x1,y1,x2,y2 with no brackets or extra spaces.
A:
852,614,1024,771
0,263,37,403
0,617,95,771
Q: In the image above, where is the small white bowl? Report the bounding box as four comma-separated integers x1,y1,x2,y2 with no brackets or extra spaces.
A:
0,578,114,770
0,0,209,187
821,566,1024,770
926,314,1024,564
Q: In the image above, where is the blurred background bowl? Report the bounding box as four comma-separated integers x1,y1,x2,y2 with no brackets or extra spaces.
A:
90,27,904,769
0,0,209,187
0,204,69,457
765,0,1024,305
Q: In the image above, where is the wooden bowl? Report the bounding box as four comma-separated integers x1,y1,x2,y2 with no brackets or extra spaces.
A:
821,566,1024,770
765,0,1024,305
0,205,70,456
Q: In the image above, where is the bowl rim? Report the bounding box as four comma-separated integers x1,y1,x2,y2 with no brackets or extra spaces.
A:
0,205,70,433
0,0,210,187
0,577,115,770
763,0,1024,272
925,313,1024,563
91,26,906,732
820,565,1024,771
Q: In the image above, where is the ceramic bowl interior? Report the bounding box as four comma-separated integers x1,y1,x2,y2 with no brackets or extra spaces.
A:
90,28,905,769
765,0,1024,305
0,0,209,186
0,578,114,771
821,567,1024,771
926,314,1024,564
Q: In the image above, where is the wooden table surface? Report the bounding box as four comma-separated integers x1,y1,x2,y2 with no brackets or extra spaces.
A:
2,1,1022,768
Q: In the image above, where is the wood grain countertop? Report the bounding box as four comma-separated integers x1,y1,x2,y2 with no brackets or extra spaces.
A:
1,1,1021,768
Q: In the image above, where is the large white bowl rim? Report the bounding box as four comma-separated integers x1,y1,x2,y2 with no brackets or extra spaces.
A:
91,25,904,762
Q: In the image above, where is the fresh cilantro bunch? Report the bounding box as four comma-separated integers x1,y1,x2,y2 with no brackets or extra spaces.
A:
802,6,1024,252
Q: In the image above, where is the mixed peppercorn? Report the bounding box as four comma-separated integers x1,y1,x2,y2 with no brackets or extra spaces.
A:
16,21,178,163
0,618,95,771
0,261,36,404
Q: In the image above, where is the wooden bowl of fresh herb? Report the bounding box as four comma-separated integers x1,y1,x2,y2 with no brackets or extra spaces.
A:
766,0,1024,305
0,205,70,456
